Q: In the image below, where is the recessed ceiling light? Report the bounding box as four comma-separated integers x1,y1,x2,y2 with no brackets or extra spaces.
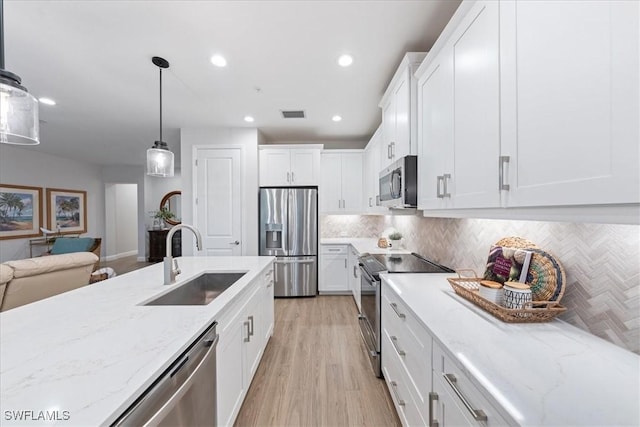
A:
210,55,227,67
38,97,56,106
332,115,342,122
338,54,353,67
244,116,255,123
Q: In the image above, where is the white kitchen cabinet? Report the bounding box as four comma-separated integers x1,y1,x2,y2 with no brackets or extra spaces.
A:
319,151,363,213
417,0,639,218
500,0,639,207
363,126,388,213
348,245,361,312
379,53,426,169
259,145,322,186
319,245,349,293
417,0,501,210
216,264,274,427
431,341,509,427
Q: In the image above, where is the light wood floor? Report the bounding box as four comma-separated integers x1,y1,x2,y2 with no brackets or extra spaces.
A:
102,255,153,275
234,296,401,427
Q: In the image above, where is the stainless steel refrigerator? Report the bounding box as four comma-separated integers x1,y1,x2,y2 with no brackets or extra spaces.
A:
259,187,318,297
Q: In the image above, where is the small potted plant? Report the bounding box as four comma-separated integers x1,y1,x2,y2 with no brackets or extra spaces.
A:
150,207,175,229
388,231,403,249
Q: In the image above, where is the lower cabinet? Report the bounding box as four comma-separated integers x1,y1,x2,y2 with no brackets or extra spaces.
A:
216,264,274,427
431,341,509,427
319,245,350,293
382,278,508,427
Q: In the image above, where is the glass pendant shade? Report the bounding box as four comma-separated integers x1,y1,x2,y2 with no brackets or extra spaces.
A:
0,79,40,145
147,144,174,177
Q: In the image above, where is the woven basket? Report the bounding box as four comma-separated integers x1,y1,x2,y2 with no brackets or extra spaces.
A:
448,277,567,323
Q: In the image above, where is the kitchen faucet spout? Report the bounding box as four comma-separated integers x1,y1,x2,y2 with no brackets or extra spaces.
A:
164,224,203,285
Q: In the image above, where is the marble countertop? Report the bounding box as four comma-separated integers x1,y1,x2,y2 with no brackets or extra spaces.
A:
0,256,274,427
320,237,411,255
381,273,640,427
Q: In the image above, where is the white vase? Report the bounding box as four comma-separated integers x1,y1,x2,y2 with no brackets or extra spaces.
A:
389,239,402,250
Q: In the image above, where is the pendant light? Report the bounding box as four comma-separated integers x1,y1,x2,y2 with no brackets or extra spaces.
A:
0,0,39,145
146,56,174,177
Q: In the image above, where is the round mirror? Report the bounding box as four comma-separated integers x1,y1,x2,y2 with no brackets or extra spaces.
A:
160,191,181,226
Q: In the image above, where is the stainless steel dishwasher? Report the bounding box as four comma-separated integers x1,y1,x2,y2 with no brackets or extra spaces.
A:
112,321,219,427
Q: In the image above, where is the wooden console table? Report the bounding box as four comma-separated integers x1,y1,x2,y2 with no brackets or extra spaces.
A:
148,229,181,263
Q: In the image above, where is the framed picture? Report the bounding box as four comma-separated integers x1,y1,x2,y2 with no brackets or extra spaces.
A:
46,188,87,234
0,184,44,240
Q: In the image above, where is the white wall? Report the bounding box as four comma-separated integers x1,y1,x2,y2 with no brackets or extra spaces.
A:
0,145,105,262
180,128,259,256
104,183,139,258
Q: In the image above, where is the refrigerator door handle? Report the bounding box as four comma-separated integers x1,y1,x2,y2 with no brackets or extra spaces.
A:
274,258,315,264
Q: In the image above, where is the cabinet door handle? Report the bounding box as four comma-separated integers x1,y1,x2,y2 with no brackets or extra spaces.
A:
429,392,439,427
390,302,406,319
342,199,346,209
353,265,358,278
248,315,254,337
387,144,392,159
391,141,395,158
436,176,444,199
287,171,290,182
291,171,295,183
344,259,347,268
390,336,406,356
499,155,510,191
229,240,240,245
390,381,405,406
442,373,487,422
443,173,451,198
369,197,372,207
244,320,251,342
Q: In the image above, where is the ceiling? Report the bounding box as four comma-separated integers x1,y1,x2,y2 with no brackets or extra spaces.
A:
4,0,461,167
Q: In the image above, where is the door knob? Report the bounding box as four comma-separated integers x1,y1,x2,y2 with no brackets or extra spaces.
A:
229,240,240,245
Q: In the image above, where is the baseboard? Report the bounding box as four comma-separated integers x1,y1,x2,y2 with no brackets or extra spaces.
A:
104,250,138,262
137,256,147,262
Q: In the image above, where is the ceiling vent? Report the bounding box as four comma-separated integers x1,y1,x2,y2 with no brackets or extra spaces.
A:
281,110,306,119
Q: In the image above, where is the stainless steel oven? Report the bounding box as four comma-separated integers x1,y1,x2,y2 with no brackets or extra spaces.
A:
358,253,453,378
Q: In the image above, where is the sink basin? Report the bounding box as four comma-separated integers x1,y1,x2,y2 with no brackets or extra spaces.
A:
144,272,246,306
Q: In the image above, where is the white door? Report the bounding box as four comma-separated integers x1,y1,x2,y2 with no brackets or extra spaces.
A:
195,148,243,256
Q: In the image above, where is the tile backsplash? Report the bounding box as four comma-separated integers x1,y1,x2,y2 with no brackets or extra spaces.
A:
320,214,640,354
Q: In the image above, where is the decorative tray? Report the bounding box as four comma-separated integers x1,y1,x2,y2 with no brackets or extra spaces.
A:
447,277,567,323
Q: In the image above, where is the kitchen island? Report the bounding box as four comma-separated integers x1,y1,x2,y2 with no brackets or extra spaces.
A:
0,256,274,427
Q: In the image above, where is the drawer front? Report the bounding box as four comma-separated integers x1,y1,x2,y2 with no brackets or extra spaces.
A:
433,342,510,426
381,328,427,427
321,244,348,255
382,283,432,417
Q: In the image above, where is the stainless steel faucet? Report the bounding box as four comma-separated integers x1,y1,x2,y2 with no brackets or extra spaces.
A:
164,224,203,285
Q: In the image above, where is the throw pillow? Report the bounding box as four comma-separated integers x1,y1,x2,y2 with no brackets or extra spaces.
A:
50,237,94,255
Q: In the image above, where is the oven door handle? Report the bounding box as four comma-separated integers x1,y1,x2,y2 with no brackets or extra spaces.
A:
358,264,377,284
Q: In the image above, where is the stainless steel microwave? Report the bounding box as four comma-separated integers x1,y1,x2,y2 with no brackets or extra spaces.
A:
379,155,418,208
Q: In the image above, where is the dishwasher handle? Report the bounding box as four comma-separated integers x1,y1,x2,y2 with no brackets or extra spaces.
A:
143,332,219,427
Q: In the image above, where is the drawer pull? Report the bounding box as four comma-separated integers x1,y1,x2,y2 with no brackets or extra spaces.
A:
442,373,487,422
390,381,405,406
390,336,406,356
390,302,406,319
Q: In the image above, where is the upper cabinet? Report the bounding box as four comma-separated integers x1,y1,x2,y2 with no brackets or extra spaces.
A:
500,0,639,207
320,151,363,214
418,1,500,210
259,145,322,187
416,0,639,217
363,126,388,213
379,53,426,169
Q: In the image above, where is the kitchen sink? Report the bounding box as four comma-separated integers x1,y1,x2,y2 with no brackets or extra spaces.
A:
144,272,246,306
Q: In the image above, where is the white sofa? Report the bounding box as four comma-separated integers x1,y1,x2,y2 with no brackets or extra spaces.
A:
0,252,98,312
